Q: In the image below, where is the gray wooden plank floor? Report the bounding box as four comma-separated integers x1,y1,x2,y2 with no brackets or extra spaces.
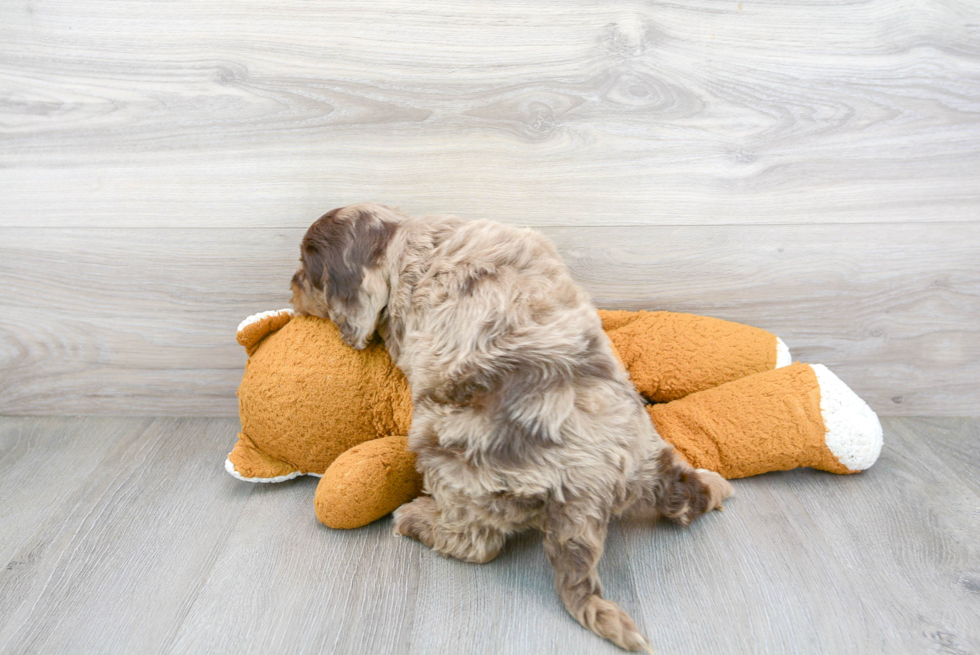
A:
1,417,978,654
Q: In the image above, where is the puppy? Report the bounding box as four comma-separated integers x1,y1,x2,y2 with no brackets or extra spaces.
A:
291,202,733,651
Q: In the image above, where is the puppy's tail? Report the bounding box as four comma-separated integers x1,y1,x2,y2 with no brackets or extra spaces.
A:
543,511,651,651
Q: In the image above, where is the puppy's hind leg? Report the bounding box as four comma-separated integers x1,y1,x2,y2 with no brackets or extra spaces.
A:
647,447,734,525
543,508,650,652
393,496,506,564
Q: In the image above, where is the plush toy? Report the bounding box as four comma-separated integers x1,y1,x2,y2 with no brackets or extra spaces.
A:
226,308,882,529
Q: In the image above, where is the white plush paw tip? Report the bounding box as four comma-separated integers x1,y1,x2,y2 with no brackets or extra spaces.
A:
775,337,792,368
223,457,306,483
812,364,883,471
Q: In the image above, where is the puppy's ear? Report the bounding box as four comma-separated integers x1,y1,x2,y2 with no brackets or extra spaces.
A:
299,246,325,292
302,207,397,349
332,210,398,349
298,207,339,297
336,266,389,349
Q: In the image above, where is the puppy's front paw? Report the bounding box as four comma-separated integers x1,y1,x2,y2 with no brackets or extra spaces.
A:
695,468,734,511
392,496,436,543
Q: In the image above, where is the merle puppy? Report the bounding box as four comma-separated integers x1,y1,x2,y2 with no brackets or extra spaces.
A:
290,202,733,651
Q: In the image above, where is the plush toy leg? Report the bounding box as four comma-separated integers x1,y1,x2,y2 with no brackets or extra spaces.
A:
599,309,791,402
647,362,883,478
225,433,306,483
316,436,424,529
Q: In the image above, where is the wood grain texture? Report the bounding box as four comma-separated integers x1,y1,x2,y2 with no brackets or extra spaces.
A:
169,476,423,655
0,417,140,580
0,417,254,654
2,417,978,654
900,417,980,499
2,223,977,416
1,0,979,416
626,417,980,654
2,0,979,228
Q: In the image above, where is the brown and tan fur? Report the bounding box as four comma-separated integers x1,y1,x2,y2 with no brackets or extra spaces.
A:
291,202,733,651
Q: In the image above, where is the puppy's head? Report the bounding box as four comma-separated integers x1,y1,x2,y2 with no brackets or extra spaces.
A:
290,203,401,349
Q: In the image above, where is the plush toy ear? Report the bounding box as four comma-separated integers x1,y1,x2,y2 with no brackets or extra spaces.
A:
236,308,294,356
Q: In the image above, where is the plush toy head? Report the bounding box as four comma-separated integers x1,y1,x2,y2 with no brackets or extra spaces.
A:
226,309,413,482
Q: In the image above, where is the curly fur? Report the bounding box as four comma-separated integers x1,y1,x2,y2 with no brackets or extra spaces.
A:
291,202,733,651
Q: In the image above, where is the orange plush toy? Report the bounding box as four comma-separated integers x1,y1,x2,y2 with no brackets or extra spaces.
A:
226,308,882,529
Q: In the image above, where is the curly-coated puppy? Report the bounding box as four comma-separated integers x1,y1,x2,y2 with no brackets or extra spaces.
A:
290,202,733,651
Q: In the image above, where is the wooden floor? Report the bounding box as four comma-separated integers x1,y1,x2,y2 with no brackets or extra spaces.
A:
1,417,978,654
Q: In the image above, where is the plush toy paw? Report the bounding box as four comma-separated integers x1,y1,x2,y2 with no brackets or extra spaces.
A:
226,433,309,482
809,364,884,473
650,362,882,478
316,436,423,529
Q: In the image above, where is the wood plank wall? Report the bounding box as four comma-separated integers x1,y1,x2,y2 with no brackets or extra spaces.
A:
2,1,978,416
